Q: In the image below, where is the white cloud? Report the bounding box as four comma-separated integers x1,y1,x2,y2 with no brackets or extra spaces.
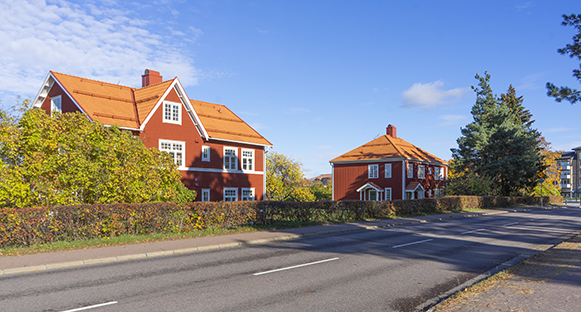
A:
286,107,311,114
0,0,199,100
249,122,267,130
401,81,469,109
438,114,468,126
515,2,533,12
552,141,581,151
546,127,575,133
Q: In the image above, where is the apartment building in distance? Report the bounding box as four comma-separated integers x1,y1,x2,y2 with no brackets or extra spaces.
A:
557,146,581,198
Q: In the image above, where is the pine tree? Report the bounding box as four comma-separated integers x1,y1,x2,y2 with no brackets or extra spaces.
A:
546,14,581,104
450,72,544,196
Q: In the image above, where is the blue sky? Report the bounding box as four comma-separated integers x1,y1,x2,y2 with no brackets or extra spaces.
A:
1,0,581,178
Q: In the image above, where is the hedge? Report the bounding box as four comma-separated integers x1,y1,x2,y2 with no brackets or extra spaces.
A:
0,196,561,248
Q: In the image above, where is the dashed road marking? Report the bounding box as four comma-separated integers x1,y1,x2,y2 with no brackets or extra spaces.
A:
392,239,433,249
253,257,340,276
61,301,118,312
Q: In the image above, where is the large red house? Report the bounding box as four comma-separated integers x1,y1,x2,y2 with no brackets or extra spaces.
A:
32,70,272,201
330,125,447,201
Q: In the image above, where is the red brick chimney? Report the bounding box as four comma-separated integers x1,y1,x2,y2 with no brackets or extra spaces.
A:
386,124,397,138
141,69,162,87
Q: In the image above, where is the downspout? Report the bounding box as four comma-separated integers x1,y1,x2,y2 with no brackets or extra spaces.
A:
402,160,406,200
263,146,268,200
331,162,335,201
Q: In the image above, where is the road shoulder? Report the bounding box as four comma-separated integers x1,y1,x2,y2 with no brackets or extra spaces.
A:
429,232,581,312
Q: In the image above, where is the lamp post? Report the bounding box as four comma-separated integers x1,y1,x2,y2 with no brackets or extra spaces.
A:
540,178,544,207
553,180,558,205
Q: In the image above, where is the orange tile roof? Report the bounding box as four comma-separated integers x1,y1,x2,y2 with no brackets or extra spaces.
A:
330,134,446,164
133,79,174,125
190,99,271,146
49,71,271,146
52,72,139,129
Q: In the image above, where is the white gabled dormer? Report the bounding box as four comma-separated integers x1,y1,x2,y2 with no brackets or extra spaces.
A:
33,73,55,109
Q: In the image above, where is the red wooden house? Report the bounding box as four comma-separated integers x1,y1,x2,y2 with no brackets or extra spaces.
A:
32,70,272,201
330,125,447,201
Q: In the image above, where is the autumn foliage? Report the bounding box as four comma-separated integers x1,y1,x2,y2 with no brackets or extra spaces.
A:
0,107,195,208
0,196,560,248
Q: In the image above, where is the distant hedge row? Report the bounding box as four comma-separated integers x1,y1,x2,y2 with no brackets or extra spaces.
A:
0,196,561,247
261,195,561,223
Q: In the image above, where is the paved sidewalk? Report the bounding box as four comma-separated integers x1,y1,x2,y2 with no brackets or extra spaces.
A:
0,206,567,277
431,232,581,312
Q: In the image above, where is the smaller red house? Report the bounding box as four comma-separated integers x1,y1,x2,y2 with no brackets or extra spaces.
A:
330,125,447,201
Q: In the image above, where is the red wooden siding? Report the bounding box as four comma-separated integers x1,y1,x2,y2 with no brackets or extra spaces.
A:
139,88,266,201
333,161,446,201
333,161,404,200
40,83,82,115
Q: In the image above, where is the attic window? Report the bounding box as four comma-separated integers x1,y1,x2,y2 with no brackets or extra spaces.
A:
163,101,181,125
51,95,62,116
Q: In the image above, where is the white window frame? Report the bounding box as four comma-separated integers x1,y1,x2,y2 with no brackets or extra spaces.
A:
385,164,392,178
407,163,413,179
202,146,210,162
241,188,255,201
435,167,444,181
201,189,210,202
241,149,254,171
163,101,181,125
159,139,185,169
435,188,444,198
223,147,238,170
369,189,378,201
418,165,425,179
368,164,379,179
224,187,238,202
384,187,392,201
51,95,62,116
428,167,432,176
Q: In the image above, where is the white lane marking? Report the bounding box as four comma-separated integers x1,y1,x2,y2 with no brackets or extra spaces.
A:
61,301,118,312
392,239,433,249
502,222,519,227
253,257,340,276
461,229,485,235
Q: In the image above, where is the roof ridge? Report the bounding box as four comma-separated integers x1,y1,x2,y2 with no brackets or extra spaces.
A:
51,71,136,90
384,135,406,158
138,77,174,90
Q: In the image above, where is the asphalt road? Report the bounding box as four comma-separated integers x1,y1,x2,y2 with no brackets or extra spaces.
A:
1,207,580,312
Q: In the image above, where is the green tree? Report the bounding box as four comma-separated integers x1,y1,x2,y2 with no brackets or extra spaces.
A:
309,181,332,201
266,151,315,201
447,159,492,196
0,107,194,208
546,14,581,104
451,72,544,196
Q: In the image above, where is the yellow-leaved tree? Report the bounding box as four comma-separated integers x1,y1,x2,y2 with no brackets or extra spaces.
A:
530,136,562,196
0,103,195,209
266,151,315,202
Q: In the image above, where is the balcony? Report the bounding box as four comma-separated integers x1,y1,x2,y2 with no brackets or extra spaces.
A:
560,174,571,179
561,164,571,170
561,184,572,189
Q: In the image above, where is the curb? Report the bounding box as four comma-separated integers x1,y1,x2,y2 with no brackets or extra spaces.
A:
0,206,552,276
415,229,581,312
